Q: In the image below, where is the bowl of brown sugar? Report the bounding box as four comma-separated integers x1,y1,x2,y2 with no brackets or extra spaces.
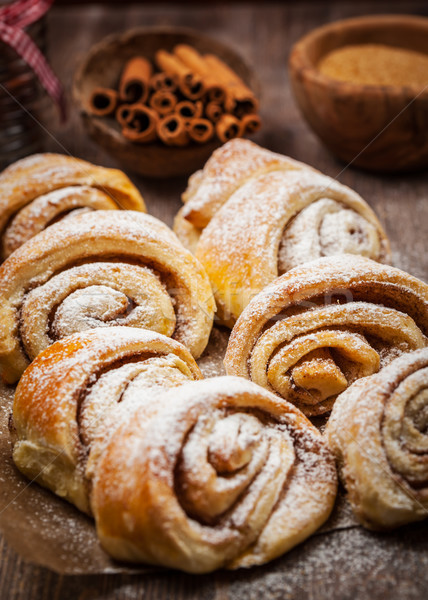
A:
289,15,428,172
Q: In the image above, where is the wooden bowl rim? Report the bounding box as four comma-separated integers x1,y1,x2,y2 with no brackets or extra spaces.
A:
288,14,428,100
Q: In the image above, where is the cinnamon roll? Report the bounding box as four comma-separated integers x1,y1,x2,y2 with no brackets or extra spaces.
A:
12,327,337,572
0,211,214,383
0,153,145,260
225,256,428,416
326,348,428,529
173,139,389,324
12,327,202,514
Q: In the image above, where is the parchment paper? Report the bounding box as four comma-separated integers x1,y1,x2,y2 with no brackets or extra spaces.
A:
0,326,358,575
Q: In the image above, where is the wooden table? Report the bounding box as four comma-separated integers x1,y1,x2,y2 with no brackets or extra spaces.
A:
1,2,428,598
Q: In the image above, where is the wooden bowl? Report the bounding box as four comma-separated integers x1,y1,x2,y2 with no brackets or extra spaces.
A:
73,27,257,178
288,15,428,172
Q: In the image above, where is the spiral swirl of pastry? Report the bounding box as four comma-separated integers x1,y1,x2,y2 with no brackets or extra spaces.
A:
0,211,215,383
93,376,337,572
225,256,428,416
0,153,146,260
12,327,337,573
12,327,202,514
326,348,428,529
174,140,390,324
2,186,118,259
277,195,385,273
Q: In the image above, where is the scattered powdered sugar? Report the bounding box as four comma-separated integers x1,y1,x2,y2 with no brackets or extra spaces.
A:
2,146,425,574
0,320,363,575
232,255,428,334
1,209,214,369
278,198,382,273
194,167,389,328
179,140,389,331
198,327,229,377
225,525,426,600
104,375,338,569
2,185,117,256
181,138,309,224
0,153,109,198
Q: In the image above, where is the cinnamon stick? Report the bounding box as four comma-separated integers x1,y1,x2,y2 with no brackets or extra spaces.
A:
157,114,189,146
155,49,205,100
241,113,262,134
91,45,261,148
121,104,158,144
204,54,258,116
119,57,152,104
215,113,243,143
176,100,203,120
186,118,214,144
205,101,223,123
149,90,177,116
173,44,226,104
88,87,118,117
116,104,133,127
150,72,178,93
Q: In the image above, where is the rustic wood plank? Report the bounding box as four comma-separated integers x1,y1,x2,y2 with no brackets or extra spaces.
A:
1,2,427,599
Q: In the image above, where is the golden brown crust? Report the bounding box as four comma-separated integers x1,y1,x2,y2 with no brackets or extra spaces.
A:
2,186,118,259
326,348,428,529
197,170,390,324
0,153,146,259
225,255,428,416
173,206,202,254
174,140,390,325
180,138,309,229
0,210,215,382
11,327,337,573
93,377,337,572
12,327,201,514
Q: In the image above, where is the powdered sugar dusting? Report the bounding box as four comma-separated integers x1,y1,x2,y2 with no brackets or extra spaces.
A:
0,210,214,379
197,326,229,377
326,347,428,529
2,185,115,257
226,255,428,418
0,152,145,240
278,197,382,273
181,138,310,226
191,160,389,325
91,375,336,570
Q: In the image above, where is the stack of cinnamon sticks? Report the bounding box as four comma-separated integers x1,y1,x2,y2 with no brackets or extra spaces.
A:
87,44,261,146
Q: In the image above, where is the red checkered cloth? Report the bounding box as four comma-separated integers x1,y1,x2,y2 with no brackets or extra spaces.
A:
0,0,66,120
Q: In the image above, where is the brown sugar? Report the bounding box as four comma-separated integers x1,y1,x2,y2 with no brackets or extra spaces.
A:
318,43,428,89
